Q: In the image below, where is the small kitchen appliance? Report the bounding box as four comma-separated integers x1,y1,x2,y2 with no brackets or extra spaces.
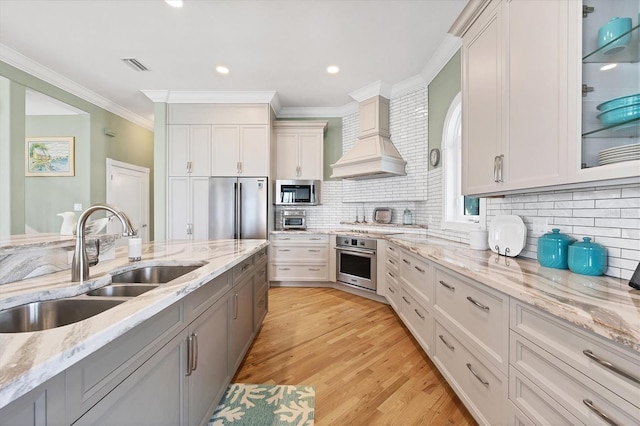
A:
282,210,306,230
275,180,320,205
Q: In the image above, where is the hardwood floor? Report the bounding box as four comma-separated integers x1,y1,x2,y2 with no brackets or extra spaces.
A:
234,287,476,425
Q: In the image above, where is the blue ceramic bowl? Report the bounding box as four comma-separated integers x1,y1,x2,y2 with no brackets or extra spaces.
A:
597,103,640,126
537,229,575,269
597,93,640,112
568,237,607,276
598,17,632,55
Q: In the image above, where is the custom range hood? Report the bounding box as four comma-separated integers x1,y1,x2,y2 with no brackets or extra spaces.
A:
331,95,407,180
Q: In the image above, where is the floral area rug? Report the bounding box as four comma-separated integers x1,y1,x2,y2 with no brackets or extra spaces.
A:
209,383,315,426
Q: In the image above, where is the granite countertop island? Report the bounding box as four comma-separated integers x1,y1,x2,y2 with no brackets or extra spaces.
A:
271,228,640,353
0,238,269,410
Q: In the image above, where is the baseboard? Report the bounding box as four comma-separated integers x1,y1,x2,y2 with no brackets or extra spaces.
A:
269,281,388,304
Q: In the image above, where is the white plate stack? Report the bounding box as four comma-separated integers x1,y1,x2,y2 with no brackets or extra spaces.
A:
598,143,640,165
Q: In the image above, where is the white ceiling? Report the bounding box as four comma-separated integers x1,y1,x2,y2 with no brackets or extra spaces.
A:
0,0,466,128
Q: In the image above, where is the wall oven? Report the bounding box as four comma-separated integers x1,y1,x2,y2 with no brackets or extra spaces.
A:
336,235,377,292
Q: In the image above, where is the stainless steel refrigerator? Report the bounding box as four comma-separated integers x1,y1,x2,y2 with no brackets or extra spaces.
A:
208,177,268,240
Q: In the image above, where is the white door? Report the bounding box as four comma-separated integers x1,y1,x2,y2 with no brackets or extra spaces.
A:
106,158,150,241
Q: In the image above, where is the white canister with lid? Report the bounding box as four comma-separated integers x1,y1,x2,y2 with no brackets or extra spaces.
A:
469,229,489,250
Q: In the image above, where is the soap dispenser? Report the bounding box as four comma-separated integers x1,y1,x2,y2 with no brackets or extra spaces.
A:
402,208,413,225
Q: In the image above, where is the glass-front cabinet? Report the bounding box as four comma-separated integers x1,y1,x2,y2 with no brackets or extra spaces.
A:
579,0,639,177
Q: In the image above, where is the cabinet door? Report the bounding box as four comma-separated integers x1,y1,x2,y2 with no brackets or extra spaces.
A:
168,125,190,177
74,331,187,426
190,125,212,177
229,276,254,374
505,0,567,190
190,177,209,240
0,373,65,426
275,133,300,179
462,1,504,195
212,125,240,176
168,177,189,240
298,133,323,180
187,298,230,426
239,125,269,176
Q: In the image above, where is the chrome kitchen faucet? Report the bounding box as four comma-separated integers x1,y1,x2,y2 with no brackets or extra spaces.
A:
72,203,137,282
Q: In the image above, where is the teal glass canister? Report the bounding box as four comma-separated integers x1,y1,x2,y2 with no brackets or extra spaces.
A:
568,237,607,276
537,228,575,269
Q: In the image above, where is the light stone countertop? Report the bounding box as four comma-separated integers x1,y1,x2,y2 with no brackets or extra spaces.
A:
0,239,269,410
271,229,640,353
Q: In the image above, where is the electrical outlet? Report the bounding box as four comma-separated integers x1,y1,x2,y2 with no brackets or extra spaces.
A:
74,203,82,211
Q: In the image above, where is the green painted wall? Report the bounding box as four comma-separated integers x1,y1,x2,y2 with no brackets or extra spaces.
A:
0,60,154,238
274,117,343,181
428,50,461,170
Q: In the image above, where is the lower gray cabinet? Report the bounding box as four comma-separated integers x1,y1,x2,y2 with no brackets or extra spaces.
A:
0,373,65,426
229,275,254,374
73,330,187,425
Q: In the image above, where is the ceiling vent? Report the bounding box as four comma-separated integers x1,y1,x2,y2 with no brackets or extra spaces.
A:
331,95,407,180
121,58,149,71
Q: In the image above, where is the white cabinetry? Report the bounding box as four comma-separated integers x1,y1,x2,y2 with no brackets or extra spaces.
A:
269,234,329,281
274,121,327,180
212,125,269,177
461,0,568,196
168,125,211,177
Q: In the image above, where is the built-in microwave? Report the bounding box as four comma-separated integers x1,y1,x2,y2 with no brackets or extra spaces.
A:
275,180,321,205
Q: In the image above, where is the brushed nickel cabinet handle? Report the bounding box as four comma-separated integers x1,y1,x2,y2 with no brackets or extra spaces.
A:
388,246,395,251
387,286,395,294
439,280,455,291
582,349,640,384
583,399,619,426
414,266,425,273
467,296,490,311
402,296,410,304
387,271,395,278
308,249,320,252
278,249,291,252
310,237,322,240
279,267,291,271
241,264,250,271
308,268,320,271
498,155,504,183
402,259,411,265
466,363,489,387
388,259,396,265
233,293,239,320
439,334,455,351
414,309,425,320
185,335,193,376
493,156,499,182
192,333,198,372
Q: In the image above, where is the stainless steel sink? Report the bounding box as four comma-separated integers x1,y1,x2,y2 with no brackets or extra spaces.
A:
86,284,159,297
111,265,200,284
0,299,125,333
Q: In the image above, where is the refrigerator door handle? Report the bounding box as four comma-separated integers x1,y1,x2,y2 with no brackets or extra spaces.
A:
238,183,243,238
233,182,238,239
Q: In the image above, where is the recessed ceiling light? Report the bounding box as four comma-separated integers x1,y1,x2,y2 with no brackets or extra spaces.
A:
600,63,617,71
216,66,230,75
165,0,183,7
327,65,340,74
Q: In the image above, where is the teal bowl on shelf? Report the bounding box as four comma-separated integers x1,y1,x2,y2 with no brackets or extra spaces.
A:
568,237,607,276
537,228,575,269
596,103,640,126
597,17,632,55
597,93,640,112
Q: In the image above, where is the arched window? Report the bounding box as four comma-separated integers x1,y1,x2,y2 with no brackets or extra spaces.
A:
442,92,483,231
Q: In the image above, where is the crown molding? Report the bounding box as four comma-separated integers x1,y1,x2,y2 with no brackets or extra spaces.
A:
448,0,492,37
0,44,154,130
349,80,393,102
277,102,359,118
421,34,462,85
141,90,277,105
390,75,427,99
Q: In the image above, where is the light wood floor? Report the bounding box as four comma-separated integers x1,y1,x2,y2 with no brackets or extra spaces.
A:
234,287,476,425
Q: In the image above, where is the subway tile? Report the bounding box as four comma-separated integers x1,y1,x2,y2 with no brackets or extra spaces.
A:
594,218,640,229
573,188,621,200
621,249,640,261
572,209,621,218
554,200,595,209
595,198,640,208
538,193,573,201
571,226,621,238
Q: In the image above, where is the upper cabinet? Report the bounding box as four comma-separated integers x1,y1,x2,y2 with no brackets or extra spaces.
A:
573,0,640,183
456,0,639,197
168,125,212,177
460,0,568,196
211,125,269,177
274,121,328,180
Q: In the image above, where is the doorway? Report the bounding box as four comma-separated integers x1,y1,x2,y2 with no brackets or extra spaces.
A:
106,158,150,242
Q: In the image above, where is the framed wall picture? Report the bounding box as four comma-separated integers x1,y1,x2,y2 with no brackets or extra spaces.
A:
25,136,75,177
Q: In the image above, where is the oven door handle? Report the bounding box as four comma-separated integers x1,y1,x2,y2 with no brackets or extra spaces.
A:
335,247,376,256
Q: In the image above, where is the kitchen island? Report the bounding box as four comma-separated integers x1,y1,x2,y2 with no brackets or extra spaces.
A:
0,238,269,422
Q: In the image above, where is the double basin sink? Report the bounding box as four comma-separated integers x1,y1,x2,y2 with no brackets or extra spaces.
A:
0,265,200,333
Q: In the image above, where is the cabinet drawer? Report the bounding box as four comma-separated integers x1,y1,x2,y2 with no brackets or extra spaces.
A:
511,300,640,407
399,250,433,304
233,256,254,284
186,271,231,321
270,264,328,281
509,366,580,426
400,288,432,354
433,320,507,425
385,275,400,313
254,248,268,266
386,243,400,260
385,255,400,273
254,260,268,287
511,331,640,425
270,245,328,262
434,267,509,373
271,234,328,244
